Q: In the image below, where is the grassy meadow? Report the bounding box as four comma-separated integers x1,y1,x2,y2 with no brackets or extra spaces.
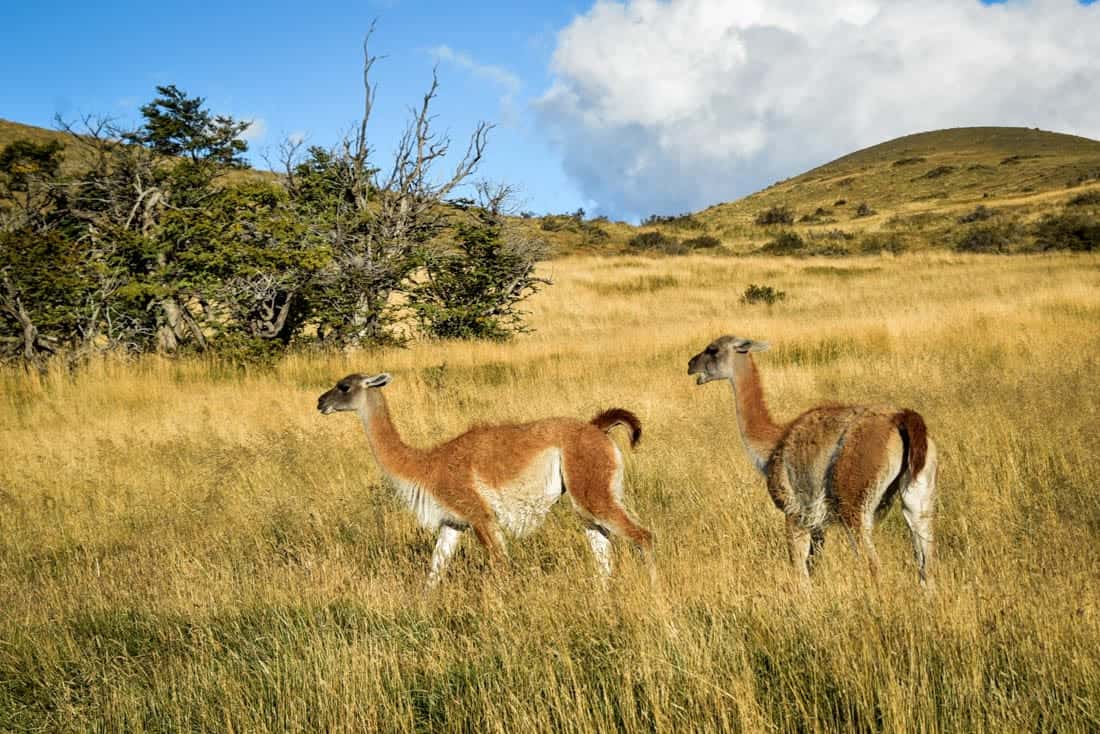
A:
2,253,1100,732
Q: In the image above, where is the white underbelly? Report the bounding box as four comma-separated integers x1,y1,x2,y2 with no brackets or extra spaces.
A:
478,449,564,537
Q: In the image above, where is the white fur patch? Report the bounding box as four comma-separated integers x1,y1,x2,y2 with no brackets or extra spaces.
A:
389,474,451,530
478,449,564,537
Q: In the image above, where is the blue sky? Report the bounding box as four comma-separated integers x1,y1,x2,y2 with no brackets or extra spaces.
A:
2,1,1098,221
1,1,592,215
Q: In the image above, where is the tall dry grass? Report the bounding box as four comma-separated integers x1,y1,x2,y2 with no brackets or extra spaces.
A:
2,253,1099,732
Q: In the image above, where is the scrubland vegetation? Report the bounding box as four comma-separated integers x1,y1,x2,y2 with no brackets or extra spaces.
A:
3,252,1099,732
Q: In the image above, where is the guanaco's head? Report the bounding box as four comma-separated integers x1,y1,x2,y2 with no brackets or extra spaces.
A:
317,373,392,415
687,335,770,384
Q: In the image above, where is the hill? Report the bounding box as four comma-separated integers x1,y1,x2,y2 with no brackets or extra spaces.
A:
5,120,1099,254
686,126,1100,254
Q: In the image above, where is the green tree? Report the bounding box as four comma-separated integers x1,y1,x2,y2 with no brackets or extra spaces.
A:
126,85,250,167
410,193,548,341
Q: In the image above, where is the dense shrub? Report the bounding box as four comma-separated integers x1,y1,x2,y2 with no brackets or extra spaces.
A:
920,165,957,179
1067,190,1100,207
799,207,830,223
641,212,704,229
955,224,1014,253
627,230,686,254
958,205,994,223
860,233,907,254
740,283,786,305
833,199,847,207
757,231,805,255
754,205,795,226
1032,212,1100,252
892,157,926,167
683,235,721,250
854,202,875,218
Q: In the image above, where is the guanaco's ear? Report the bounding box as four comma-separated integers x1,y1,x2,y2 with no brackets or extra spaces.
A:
362,373,392,388
733,338,770,353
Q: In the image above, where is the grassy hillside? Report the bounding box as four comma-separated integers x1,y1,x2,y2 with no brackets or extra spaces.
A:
2,252,1099,731
687,127,1100,254
5,119,1100,255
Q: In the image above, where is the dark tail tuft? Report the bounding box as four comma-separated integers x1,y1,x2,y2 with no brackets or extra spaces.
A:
591,408,642,448
895,409,928,478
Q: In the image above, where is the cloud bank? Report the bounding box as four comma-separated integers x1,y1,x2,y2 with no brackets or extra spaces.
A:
536,0,1100,218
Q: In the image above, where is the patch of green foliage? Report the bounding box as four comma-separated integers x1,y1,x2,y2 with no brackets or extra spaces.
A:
1067,190,1100,207
854,202,876,218
754,205,795,226
627,230,685,254
955,223,1016,253
740,283,787,305
1032,212,1100,252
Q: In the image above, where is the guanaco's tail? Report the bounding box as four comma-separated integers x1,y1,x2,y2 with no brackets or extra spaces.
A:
591,408,642,448
894,409,928,478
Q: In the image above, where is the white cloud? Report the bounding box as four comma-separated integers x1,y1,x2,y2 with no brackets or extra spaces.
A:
431,45,523,124
536,0,1100,218
241,117,267,143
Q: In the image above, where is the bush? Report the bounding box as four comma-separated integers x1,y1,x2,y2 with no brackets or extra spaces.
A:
860,233,907,254
754,205,795,226
641,212,704,229
854,202,875,218
627,230,686,254
892,157,926,167
1032,212,1100,252
740,283,786,305
920,165,957,179
834,199,847,207
1067,191,1100,207
540,214,575,232
957,205,994,223
799,207,829,223
757,231,805,255
683,235,721,250
955,224,1014,253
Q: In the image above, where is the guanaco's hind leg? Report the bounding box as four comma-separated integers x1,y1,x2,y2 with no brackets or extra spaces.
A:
565,439,656,584
470,519,507,567
901,438,938,589
786,515,813,591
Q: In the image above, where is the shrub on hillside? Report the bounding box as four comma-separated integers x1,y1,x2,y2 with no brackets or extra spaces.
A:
740,283,786,305
757,231,805,255
957,205,994,223
799,207,830,223
627,230,686,254
683,235,721,250
854,202,875,218
892,157,927,167
860,233,907,254
1031,212,1100,252
754,205,795,226
641,212,704,229
1067,191,1100,207
920,165,957,179
954,224,1014,253
833,199,847,207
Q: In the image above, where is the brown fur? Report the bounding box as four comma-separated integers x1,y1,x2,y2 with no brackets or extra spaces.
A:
590,408,643,447
688,336,938,586
318,375,655,578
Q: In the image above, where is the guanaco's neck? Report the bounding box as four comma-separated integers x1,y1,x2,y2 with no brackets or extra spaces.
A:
358,391,427,480
729,354,784,473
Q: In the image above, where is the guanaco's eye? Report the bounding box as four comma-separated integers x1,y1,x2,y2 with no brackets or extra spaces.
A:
338,384,350,393
706,346,718,355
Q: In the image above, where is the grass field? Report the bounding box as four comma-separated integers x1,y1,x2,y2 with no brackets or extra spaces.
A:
2,253,1099,732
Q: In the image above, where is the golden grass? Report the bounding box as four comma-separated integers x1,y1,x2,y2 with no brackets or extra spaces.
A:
2,253,1100,732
